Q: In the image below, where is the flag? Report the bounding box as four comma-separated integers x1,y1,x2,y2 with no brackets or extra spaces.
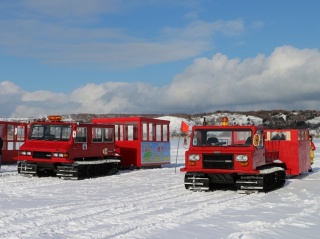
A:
181,121,189,134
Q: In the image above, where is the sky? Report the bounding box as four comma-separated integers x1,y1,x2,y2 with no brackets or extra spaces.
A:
1,0,320,118
0,128,319,238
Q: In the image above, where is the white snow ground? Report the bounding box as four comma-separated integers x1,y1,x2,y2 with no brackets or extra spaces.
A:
0,138,320,239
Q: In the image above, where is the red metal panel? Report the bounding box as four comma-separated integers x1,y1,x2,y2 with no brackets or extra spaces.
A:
265,129,310,176
92,117,171,167
0,121,28,164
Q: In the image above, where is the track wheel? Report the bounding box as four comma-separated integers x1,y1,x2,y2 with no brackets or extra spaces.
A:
107,166,119,176
101,164,108,175
276,170,286,188
78,165,86,179
93,165,100,176
86,165,94,178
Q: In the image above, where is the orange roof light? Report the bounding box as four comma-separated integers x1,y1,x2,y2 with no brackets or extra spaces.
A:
222,117,229,126
48,115,62,121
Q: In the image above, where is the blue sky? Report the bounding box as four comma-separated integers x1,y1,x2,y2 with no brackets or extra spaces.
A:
1,0,320,118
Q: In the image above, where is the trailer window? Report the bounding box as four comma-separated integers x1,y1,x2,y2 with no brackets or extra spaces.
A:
114,124,123,141
149,123,154,141
142,123,147,141
124,123,138,141
6,124,15,150
7,125,14,140
16,126,25,141
142,122,154,141
156,124,162,141
163,124,169,142
267,131,290,141
298,131,308,140
271,132,286,140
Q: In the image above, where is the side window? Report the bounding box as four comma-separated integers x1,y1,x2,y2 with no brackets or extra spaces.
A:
142,123,147,141
16,126,25,141
125,123,138,141
163,124,169,142
75,127,87,143
192,130,204,146
92,128,103,142
114,124,123,141
104,128,114,142
149,123,155,141
7,125,14,140
270,131,289,141
156,124,162,141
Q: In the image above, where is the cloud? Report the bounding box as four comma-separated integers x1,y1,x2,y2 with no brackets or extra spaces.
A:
0,81,25,117
0,81,21,94
70,82,160,113
162,46,320,112
0,19,243,69
0,0,245,69
2,45,320,118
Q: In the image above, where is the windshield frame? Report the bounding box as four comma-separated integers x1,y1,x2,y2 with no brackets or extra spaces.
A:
28,123,72,141
192,128,255,147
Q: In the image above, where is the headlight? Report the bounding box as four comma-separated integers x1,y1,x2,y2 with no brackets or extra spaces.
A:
188,154,200,161
236,155,248,162
53,153,69,158
20,151,31,156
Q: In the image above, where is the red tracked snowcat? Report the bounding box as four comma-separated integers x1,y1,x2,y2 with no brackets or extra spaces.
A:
15,116,121,179
180,117,311,193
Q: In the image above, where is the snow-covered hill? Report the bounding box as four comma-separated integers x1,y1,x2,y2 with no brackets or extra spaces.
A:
2,111,320,137
157,113,263,136
157,113,320,137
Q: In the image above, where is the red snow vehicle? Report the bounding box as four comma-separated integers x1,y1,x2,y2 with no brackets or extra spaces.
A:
0,121,28,164
15,116,121,179
180,117,311,193
92,117,171,168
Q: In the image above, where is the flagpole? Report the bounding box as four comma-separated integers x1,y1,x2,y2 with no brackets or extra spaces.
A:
175,120,189,173
175,132,181,173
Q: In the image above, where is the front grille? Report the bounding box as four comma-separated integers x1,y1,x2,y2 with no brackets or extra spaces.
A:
33,151,52,159
203,154,234,169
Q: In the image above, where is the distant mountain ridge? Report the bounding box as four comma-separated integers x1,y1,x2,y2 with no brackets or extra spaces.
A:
63,110,320,129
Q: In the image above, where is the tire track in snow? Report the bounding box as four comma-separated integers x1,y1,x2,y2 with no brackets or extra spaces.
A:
0,173,185,236
79,191,249,239
0,167,250,239
0,171,247,239
227,187,320,239
0,182,218,238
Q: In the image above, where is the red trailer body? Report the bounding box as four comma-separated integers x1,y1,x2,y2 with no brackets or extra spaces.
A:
92,117,170,168
0,121,28,164
180,117,311,193
264,129,310,176
15,116,121,179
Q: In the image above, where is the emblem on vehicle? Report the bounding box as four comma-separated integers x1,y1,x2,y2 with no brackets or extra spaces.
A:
102,148,109,155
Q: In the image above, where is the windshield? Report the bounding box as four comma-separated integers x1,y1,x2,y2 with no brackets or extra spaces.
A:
29,124,72,141
192,129,253,147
